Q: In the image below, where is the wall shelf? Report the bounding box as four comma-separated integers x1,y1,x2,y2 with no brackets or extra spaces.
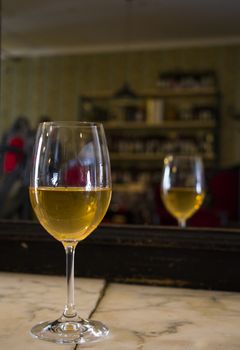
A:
110,152,215,162
141,86,219,98
79,81,220,224
104,120,216,130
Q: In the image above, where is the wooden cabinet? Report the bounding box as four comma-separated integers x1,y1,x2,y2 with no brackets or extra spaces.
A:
79,86,220,224
79,87,220,166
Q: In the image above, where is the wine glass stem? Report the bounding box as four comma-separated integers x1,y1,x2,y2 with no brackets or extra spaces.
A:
178,219,186,228
64,245,77,318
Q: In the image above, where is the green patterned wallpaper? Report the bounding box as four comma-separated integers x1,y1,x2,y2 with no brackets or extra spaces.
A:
1,45,240,166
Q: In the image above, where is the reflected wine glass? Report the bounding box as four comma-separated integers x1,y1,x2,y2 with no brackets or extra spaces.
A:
161,155,205,228
29,121,112,344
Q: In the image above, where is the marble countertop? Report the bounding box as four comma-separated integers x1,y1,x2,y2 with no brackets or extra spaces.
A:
0,272,239,349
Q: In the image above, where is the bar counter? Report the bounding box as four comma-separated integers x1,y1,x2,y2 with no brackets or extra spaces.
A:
0,272,240,349
0,221,240,348
0,221,240,291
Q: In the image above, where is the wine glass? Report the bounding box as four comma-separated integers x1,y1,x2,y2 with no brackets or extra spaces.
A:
29,121,112,344
161,155,205,228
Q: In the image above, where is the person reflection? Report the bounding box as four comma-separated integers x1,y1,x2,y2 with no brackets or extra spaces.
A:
0,116,33,219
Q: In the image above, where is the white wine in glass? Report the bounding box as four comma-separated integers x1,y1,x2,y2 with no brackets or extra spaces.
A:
161,155,205,227
29,122,112,344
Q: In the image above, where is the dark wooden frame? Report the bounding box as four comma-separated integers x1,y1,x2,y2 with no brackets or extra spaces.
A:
0,220,240,292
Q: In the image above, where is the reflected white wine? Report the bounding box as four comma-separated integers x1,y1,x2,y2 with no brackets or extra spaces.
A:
30,187,112,242
161,187,204,221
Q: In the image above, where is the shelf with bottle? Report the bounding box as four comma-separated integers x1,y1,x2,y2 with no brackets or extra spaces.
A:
141,86,219,97
110,152,215,162
109,154,215,173
79,79,220,172
107,129,216,167
79,84,220,126
104,119,216,131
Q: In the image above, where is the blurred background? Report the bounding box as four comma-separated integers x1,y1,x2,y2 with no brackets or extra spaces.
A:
1,0,240,227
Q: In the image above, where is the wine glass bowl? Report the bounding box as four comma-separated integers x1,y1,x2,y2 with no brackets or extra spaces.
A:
29,122,111,344
161,155,205,228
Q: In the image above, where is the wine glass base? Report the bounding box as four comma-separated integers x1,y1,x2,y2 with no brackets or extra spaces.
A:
30,318,109,344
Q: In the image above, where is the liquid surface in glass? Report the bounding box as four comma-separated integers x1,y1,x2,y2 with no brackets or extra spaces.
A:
30,187,112,242
161,187,205,221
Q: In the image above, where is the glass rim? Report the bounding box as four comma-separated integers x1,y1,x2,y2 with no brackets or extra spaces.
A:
40,121,104,128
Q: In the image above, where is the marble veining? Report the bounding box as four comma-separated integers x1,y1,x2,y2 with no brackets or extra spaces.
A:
0,273,240,349
86,283,240,350
0,272,105,350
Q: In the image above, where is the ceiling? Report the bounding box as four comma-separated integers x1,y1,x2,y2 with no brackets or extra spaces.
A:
2,0,240,57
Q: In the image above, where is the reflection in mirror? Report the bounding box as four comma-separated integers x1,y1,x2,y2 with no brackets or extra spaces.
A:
1,0,240,227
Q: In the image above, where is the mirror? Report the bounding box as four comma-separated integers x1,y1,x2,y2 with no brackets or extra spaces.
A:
1,0,240,227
